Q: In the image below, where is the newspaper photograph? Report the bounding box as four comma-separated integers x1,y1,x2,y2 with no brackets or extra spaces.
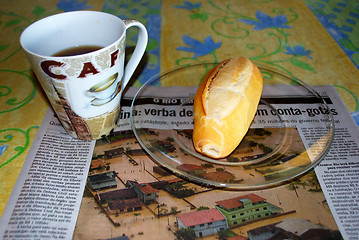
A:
75,84,358,240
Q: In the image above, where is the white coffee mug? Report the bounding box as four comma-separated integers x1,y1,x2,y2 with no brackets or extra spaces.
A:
20,11,148,140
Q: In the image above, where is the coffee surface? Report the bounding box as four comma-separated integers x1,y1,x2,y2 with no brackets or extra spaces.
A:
53,45,102,57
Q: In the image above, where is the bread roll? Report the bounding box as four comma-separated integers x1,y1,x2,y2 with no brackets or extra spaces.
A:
193,57,263,159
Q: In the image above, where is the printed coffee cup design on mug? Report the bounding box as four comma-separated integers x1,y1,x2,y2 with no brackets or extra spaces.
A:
20,11,148,140
85,73,120,106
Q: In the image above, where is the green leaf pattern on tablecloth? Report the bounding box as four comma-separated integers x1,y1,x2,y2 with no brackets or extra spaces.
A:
0,6,52,167
0,0,95,167
0,126,38,168
0,6,59,114
174,1,316,76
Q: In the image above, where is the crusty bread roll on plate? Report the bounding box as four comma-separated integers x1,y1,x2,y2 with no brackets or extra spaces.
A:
193,57,263,159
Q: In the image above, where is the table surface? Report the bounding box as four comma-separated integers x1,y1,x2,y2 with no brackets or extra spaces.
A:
1,0,359,235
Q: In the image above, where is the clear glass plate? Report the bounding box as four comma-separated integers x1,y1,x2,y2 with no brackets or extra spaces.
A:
130,62,334,189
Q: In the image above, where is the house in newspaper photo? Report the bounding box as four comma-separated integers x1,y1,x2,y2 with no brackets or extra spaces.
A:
96,187,143,215
215,193,283,226
177,164,206,176
176,208,228,238
104,147,124,159
87,171,117,191
94,180,160,216
201,170,236,183
247,218,340,240
176,163,239,183
126,180,159,204
89,159,107,171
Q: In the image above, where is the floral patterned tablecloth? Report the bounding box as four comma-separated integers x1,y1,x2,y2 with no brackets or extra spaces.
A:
0,0,358,218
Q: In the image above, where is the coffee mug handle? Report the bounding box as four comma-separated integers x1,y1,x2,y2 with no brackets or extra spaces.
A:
122,19,148,90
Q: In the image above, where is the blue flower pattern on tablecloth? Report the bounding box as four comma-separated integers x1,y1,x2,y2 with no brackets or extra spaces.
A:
303,0,359,68
283,45,313,59
316,15,348,40
173,1,201,10
176,35,222,58
57,0,92,12
0,145,8,157
351,111,359,126
102,0,162,85
238,10,292,30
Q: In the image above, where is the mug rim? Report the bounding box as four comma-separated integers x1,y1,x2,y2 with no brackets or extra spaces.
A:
20,10,126,59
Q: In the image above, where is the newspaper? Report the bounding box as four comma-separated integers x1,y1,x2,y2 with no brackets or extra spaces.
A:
0,110,96,239
0,84,358,240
